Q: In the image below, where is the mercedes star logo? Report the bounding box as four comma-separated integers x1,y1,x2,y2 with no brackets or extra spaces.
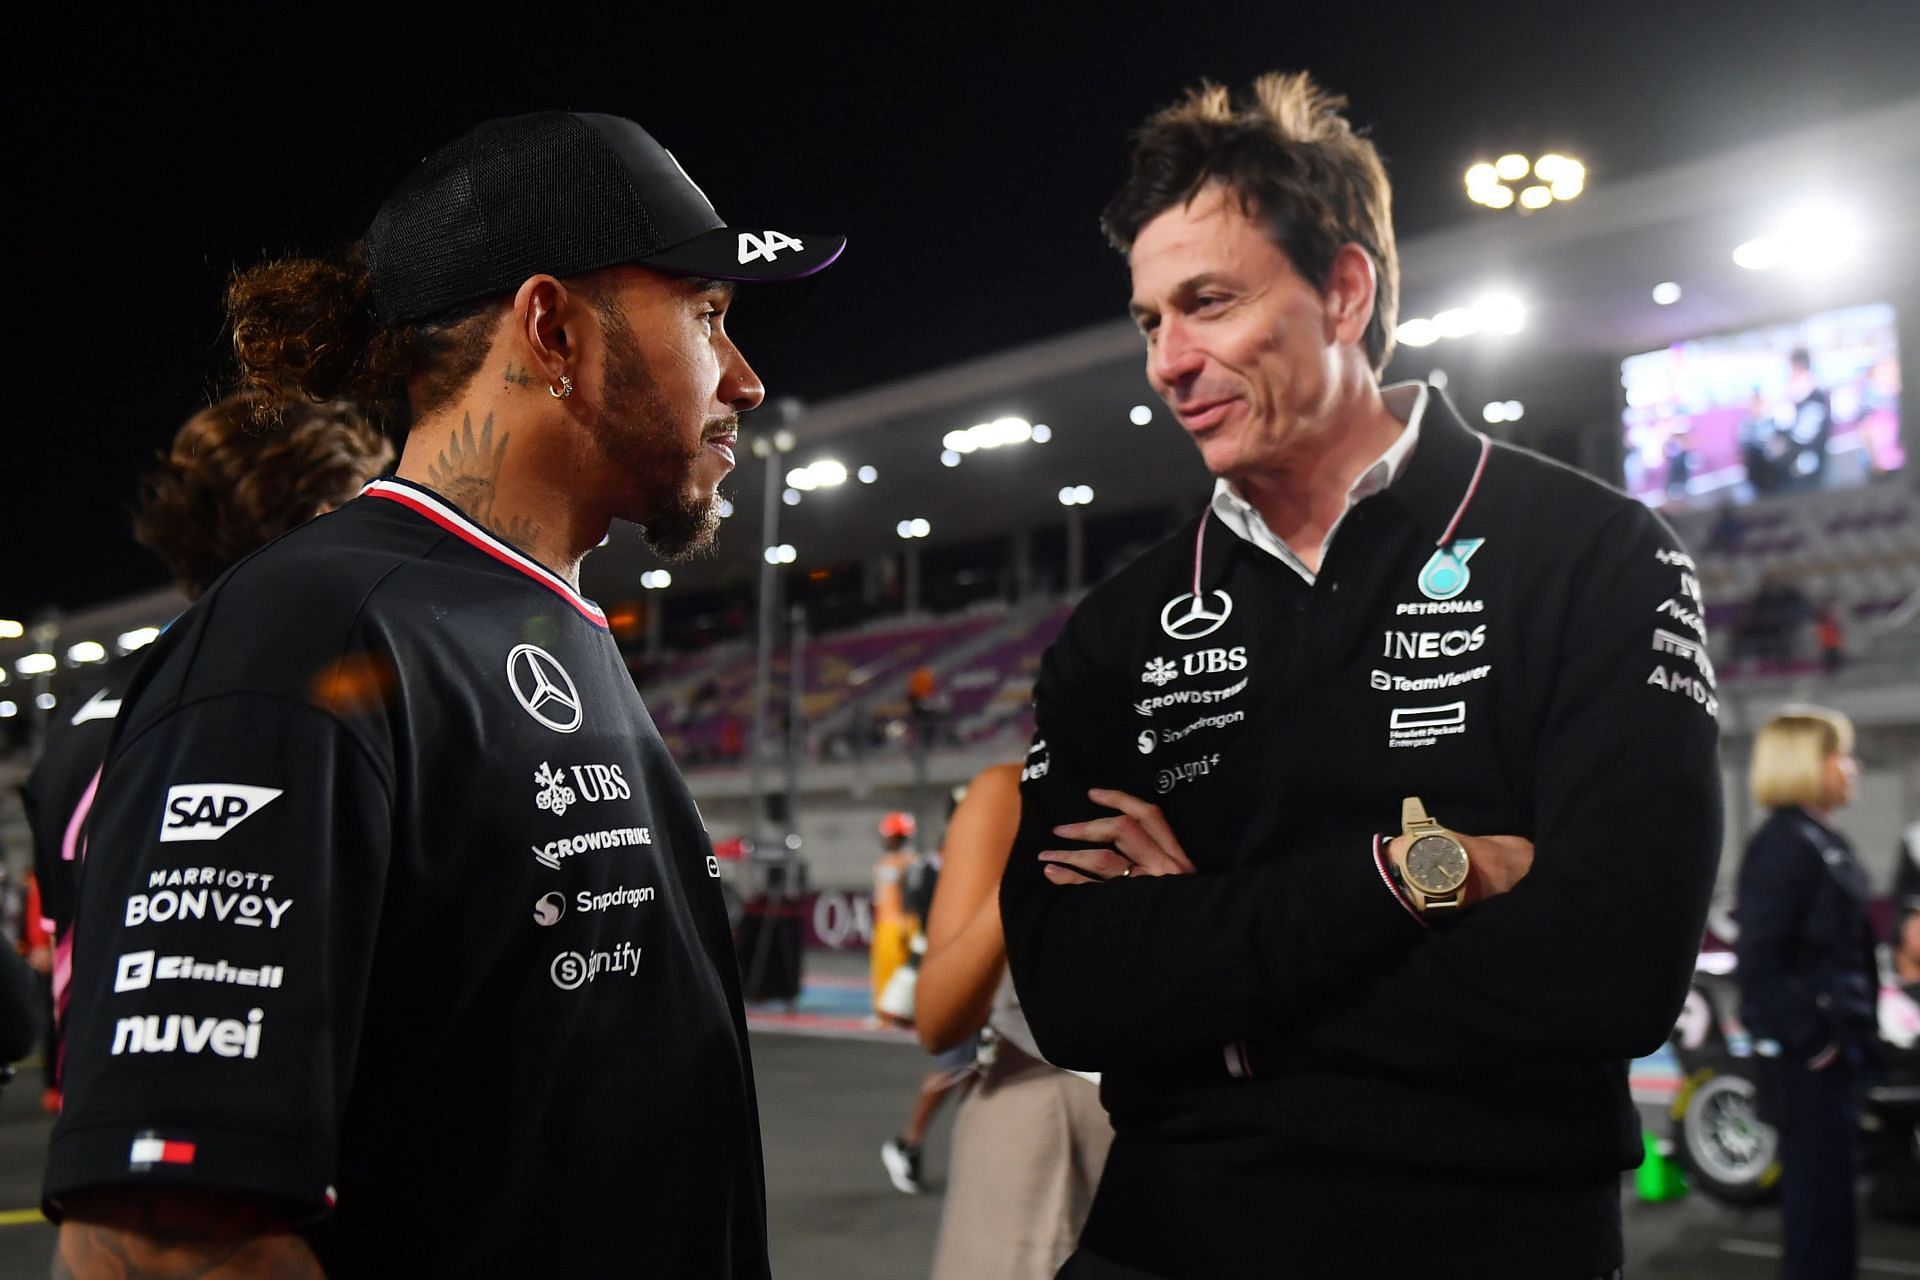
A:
507,644,584,733
1160,590,1233,640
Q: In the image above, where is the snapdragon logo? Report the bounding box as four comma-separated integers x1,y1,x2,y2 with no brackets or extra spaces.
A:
550,941,643,990
577,884,656,914
112,1008,265,1059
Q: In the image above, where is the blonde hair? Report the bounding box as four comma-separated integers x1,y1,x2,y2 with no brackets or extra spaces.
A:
1750,706,1853,810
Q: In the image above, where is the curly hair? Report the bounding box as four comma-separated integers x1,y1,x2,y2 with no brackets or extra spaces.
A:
131,393,396,599
225,244,502,434
1101,71,1400,375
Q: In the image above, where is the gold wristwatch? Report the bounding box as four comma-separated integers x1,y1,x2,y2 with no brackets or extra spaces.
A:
1395,797,1470,914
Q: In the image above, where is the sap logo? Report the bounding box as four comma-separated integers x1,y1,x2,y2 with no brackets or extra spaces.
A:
112,1008,264,1059
159,785,283,843
125,889,292,931
738,230,804,264
114,950,285,993
1381,626,1486,661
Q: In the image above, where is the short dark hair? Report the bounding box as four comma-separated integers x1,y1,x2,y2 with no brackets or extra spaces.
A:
1102,71,1399,375
132,392,395,598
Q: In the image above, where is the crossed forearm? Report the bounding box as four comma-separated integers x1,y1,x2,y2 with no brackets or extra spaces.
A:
53,1191,322,1280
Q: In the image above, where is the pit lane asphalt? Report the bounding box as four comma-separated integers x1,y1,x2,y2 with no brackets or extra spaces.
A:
4,1033,1919,1278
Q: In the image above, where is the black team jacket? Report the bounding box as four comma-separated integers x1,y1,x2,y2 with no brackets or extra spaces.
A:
1001,388,1721,1277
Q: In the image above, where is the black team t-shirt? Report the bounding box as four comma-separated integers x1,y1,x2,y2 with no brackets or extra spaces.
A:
45,478,769,1279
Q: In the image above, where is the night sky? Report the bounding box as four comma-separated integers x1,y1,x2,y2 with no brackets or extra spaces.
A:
7,2,1918,619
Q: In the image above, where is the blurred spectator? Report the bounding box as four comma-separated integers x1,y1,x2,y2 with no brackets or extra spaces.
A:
1815,600,1847,676
19,391,391,1116
1741,389,1785,496
1735,707,1874,1280
20,876,54,1111
1707,499,1744,556
871,812,920,1021
918,763,1111,1278
876,808,975,1195
1784,348,1834,491
1737,572,1811,667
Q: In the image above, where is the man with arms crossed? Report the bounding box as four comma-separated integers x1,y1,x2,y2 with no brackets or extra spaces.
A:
47,112,842,1277
1002,74,1719,1277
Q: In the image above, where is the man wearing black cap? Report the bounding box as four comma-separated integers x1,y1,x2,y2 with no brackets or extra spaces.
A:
46,112,842,1279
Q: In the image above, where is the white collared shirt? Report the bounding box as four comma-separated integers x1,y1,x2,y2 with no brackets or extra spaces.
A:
1209,381,1430,585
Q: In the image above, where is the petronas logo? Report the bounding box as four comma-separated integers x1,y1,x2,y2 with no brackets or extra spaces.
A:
1418,538,1485,601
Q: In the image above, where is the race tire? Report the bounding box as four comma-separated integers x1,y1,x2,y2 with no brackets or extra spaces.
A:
1672,1059,1782,1205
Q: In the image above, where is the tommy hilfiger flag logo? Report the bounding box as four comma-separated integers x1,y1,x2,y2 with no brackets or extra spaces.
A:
129,1133,197,1169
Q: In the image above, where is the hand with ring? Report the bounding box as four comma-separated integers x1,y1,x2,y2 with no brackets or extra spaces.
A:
1039,788,1198,885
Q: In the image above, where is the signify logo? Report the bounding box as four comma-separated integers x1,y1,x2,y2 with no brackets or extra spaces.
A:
112,1008,264,1059
550,942,643,991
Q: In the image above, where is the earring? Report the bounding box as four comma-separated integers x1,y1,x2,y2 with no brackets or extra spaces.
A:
549,374,574,400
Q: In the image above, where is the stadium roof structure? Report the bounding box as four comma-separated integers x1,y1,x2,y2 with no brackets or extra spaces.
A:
579,94,1920,607
7,96,1920,669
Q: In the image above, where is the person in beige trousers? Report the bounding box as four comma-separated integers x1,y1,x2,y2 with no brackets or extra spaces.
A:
918,763,1114,1278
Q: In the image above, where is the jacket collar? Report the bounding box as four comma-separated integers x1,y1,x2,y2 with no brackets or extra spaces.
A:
1380,388,1493,547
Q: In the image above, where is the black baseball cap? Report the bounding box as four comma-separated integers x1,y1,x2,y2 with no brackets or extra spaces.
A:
364,111,846,325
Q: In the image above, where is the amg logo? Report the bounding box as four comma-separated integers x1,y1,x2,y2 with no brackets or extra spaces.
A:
112,1008,264,1059
1382,626,1486,660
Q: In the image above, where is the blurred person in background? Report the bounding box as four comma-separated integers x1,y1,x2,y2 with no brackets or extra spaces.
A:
1816,598,1847,675
871,810,920,1022
46,111,841,1279
19,392,391,1116
878,805,978,1194
1784,348,1833,491
1736,707,1875,1280
919,762,1112,1276
1002,70,1720,1278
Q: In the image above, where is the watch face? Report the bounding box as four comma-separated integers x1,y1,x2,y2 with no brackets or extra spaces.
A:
1406,835,1469,894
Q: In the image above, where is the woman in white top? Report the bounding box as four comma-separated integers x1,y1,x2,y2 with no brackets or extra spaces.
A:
918,762,1114,1280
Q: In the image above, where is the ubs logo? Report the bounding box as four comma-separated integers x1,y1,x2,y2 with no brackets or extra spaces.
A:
1160,590,1233,640
507,644,583,734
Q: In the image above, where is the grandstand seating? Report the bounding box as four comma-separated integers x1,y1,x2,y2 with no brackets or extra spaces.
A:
1668,480,1920,679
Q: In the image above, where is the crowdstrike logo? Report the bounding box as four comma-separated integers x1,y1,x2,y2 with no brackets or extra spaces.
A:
532,826,652,870
159,785,283,843
1133,676,1249,716
506,645,583,734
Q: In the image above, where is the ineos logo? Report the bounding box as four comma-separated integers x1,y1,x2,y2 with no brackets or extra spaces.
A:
507,645,583,734
1160,590,1233,640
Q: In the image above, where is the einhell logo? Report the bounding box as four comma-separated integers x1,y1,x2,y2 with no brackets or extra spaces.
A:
159,785,283,843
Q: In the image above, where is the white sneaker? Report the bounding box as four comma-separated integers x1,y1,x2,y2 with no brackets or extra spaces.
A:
881,1137,923,1194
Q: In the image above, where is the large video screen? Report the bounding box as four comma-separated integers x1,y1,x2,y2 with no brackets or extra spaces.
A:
1621,302,1902,512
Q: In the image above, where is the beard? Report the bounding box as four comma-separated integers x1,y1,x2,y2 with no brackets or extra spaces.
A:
593,307,724,561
